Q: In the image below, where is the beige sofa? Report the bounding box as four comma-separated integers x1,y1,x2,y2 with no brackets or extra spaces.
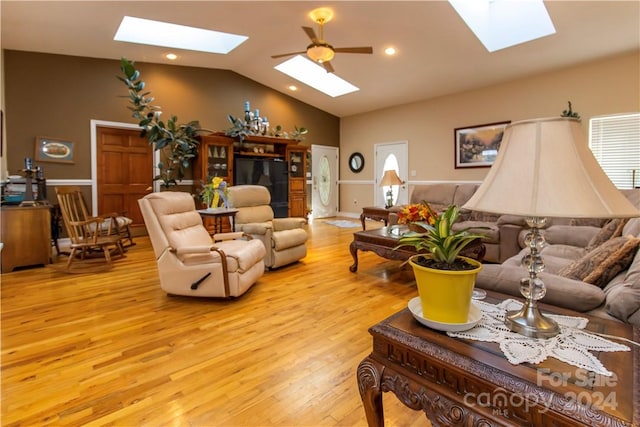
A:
475,189,640,326
388,183,523,263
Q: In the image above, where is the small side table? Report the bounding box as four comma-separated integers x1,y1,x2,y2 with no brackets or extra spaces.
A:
360,206,390,230
197,208,239,234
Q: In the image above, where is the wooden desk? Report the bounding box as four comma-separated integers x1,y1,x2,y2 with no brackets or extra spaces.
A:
197,208,239,234
357,292,638,426
1,205,52,272
360,206,391,230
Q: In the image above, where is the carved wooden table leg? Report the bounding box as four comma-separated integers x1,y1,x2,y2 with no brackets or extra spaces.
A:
357,356,385,427
349,240,359,272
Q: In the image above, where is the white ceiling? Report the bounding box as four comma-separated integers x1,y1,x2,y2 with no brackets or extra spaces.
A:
2,1,639,118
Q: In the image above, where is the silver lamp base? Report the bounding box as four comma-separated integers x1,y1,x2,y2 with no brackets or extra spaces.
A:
505,217,560,339
505,300,560,339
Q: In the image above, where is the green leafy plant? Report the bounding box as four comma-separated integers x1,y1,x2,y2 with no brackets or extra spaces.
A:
291,125,308,141
225,114,255,142
118,57,203,188
396,205,486,269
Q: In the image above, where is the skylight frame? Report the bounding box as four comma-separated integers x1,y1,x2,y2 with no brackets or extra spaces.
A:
274,56,359,98
114,16,248,54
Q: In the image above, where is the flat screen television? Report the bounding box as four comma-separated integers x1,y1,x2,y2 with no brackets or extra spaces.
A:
234,157,288,218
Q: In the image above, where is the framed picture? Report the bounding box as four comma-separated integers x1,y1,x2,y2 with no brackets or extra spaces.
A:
454,121,510,168
35,136,75,163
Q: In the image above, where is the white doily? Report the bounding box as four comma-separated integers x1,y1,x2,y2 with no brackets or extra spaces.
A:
448,299,630,376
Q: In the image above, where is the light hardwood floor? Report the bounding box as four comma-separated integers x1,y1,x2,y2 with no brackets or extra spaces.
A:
1,219,431,426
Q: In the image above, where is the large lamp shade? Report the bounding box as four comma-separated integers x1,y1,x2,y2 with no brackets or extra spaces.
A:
464,117,639,218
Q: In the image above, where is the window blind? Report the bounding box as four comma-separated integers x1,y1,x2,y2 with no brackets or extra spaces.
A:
589,113,640,189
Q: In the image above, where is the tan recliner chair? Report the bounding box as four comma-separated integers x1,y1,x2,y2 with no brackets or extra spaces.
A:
228,185,308,269
139,191,266,297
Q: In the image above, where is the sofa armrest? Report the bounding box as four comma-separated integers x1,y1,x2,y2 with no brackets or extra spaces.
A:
476,264,605,312
497,214,528,227
543,225,600,247
388,212,399,226
497,223,523,263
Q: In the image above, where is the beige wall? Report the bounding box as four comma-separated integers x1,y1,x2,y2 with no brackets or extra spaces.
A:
339,51,640,215
2,50,339,183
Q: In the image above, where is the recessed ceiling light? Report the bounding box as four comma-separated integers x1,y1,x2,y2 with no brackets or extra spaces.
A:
165,53,177,60
448,0,555,52
114,16,248,54
288,85,298,91
384,47,397,56
275,56,359,98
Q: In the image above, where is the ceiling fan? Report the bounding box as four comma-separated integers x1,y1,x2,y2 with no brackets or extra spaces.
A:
271,8,373,73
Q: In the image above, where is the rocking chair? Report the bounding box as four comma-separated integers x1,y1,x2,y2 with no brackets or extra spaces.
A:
55,187,126,272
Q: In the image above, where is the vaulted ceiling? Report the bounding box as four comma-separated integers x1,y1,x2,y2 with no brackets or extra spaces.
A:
2,1,638,117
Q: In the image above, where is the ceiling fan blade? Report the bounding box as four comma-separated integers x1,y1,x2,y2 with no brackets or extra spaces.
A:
322,61,335,73
333,46,373,54
271,51,307,59
302,26,319,43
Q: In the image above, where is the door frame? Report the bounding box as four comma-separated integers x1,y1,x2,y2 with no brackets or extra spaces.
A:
90,120,158,214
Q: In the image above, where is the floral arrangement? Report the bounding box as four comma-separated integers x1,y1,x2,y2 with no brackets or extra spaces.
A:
200,177,229,209
397,202,438,225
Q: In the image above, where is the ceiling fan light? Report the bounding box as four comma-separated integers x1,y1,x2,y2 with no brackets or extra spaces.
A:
307,45,335,63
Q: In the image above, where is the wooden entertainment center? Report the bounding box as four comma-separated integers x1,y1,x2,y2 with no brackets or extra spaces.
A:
194,133,308,218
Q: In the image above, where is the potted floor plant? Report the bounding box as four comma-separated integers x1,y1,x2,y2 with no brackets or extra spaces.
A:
396,204,485,323
118,58,204,188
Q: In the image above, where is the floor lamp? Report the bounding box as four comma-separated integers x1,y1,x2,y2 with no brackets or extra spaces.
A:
464,117,639,338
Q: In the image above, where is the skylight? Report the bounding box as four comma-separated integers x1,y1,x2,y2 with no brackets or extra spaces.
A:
448,0,556,52
114,16,248,54
274,56,359,98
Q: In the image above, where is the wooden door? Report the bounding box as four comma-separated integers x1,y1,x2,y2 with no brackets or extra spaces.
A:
96,126,152,234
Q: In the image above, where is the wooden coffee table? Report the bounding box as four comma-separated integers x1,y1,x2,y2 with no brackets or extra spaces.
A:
357,291,639,426
349,227,485,272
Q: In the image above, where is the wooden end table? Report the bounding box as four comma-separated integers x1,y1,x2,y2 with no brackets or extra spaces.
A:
360,206,392,230
197,208,239,234
349,227,485,272
356,291,639,426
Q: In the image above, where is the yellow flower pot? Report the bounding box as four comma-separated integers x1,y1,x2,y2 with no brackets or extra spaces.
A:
409,255,483,324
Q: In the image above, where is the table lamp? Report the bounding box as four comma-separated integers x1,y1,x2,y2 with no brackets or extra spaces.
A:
379,169,403,208
463,117,639,338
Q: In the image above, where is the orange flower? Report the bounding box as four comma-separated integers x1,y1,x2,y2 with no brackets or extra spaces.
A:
397,202,437,225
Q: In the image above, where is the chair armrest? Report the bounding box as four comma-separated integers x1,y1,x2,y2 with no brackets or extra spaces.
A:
273,218,306,231
213,232,252,241
171,245,216,255
238,222,272,235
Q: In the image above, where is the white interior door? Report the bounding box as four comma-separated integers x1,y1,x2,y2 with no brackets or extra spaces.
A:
374,141,409,207
311,145,338,218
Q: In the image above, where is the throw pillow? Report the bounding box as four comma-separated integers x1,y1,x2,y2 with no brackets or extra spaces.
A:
583,237,640,287
558,236,634,285
605,282,640,325
585,218,627,252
